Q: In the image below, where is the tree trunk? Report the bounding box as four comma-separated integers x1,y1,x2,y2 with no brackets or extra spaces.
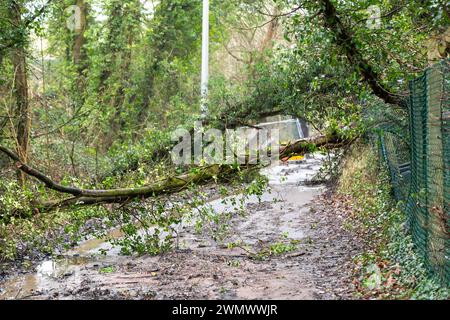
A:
72,0,88,87
259,8,280,52
10,1,31,184
280,135,347,158
0,143,235,212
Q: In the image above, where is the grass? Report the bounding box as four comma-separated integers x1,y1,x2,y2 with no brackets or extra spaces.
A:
99,266,115,274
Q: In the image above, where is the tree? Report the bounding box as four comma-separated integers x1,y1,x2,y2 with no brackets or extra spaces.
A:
138,0,202,127
8,0,31,184
95,0,143,145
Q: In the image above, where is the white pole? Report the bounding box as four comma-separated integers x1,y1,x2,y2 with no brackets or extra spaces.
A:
200,0,209,118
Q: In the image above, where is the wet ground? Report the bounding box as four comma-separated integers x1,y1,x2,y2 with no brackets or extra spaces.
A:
0,153,362,300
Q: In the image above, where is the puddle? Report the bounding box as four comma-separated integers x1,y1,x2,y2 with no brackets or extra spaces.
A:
0,152,329,300
66,228,125,257
0,255,92,299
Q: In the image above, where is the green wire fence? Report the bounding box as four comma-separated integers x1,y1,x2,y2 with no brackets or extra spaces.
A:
379,59,449,286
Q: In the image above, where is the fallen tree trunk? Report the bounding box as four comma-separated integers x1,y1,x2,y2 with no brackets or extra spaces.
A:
280,134,347,158
40,164,229,211
1,134,351,212
1,145,221,199
1,144,236,212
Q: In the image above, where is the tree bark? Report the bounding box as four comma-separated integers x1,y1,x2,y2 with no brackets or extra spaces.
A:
259,7,280,52
40,165,227,211
10,1,31,184
72,0,88,87
0,0,53,55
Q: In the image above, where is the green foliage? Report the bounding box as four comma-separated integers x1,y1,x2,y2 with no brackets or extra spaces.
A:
208,0,448,138
340,142,449,299
0,183,99,261
226,232,299,261
268,240,298,256
0,180,33,219
106,128,173,177
99,265,115,273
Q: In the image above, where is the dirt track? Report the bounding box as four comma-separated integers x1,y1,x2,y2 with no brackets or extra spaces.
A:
0,154,363,300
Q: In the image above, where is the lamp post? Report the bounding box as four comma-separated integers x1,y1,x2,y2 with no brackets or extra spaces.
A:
200,0,209,118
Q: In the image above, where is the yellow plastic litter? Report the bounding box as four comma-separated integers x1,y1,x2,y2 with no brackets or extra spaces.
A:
288,155,304,161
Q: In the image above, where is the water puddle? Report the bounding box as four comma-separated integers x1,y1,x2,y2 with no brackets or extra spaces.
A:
0,255,91,299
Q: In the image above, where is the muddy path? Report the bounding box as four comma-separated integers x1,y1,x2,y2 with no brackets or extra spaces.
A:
0,154,362,300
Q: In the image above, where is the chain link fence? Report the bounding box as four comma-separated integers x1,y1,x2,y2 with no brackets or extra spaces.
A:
379,59,449,286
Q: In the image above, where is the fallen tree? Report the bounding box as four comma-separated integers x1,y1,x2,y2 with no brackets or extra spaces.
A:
0,134,351,212
40,164,229,211
1,144,238,212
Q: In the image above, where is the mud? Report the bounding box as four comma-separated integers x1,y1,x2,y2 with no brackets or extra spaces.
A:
0,153,362,300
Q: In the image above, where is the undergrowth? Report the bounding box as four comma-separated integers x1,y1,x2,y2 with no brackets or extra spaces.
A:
338,141,449,300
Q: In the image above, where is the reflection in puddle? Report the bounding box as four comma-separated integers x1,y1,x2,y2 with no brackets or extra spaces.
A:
37,260,57,277
0,255,92,299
